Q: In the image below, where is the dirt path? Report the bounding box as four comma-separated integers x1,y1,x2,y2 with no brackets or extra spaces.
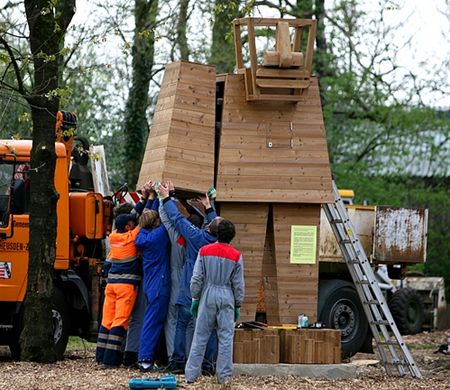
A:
0,330,449,389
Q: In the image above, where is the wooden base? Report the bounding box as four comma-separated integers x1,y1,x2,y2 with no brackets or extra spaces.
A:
280,329,341,364
233,329,280,364
233,328,341,364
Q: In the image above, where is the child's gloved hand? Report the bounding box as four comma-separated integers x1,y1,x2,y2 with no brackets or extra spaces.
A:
234,306,241,322
190,299,199,317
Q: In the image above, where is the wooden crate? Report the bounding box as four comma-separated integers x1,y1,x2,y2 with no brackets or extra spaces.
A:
233,329,280,364
138,61,216,193
280,329,341,364
216,73,333,203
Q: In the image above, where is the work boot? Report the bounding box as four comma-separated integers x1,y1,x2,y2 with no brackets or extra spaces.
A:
162,361,185,374
123,351,138,367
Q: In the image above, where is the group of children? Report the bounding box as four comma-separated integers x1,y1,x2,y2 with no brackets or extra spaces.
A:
95,180,245,385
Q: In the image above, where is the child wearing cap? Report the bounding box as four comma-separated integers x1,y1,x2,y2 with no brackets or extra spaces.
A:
95,212,141,368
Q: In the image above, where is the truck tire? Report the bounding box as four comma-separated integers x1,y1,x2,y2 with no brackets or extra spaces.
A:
318,279,368,358
52,288,70,360
388,287,424,335
9,288,69,360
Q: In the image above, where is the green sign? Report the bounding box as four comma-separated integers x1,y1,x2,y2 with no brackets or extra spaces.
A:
290,225,317,264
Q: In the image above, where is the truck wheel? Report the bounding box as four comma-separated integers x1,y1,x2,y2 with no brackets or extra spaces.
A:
318,279,368,358
52,288,70,359
8,288,69,360
388,287,424,335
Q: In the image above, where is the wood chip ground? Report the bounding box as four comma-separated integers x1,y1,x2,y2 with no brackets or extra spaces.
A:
0,330,448,389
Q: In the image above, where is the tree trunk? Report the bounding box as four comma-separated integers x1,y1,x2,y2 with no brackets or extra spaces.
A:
177,0,190,60
124,0,159,189
20,0,75,363
209,0,241,74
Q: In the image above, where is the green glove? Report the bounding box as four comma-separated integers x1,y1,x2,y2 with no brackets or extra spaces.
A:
190,299,199,317
207,186,217,199
234,307,241,322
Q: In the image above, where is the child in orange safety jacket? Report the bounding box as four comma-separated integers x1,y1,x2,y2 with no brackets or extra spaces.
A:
95,213,141,367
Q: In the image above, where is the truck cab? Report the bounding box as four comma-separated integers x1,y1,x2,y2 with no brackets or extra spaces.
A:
0,129,113,359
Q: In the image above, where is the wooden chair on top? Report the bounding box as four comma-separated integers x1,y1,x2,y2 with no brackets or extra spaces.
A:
233,18,317,102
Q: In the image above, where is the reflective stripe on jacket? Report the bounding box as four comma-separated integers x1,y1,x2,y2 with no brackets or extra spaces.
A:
107,227,141,285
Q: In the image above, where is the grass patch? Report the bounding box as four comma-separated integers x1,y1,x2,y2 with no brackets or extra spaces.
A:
66,336,96,352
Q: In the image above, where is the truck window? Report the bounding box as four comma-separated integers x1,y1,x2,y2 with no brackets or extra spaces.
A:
0,162,14,226
12,164,31,215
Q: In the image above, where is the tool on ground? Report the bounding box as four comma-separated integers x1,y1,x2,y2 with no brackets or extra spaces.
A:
129,374,177,389
323,180,422,378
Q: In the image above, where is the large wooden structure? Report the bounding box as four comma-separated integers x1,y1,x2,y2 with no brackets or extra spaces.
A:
138,18,333,325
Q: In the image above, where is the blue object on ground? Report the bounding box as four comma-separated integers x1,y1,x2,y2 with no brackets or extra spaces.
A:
129,375,177,389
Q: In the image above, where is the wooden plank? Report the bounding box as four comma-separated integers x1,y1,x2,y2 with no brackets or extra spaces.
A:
234,23,244,69
247,18,258,99
216,190,334,204
220,203,269,322
256,78,310,89
256,67,309,78
234,18,314,28
272,204,320,324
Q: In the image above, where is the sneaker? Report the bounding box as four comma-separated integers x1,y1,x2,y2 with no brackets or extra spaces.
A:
138,362,157,372
162,361,185,374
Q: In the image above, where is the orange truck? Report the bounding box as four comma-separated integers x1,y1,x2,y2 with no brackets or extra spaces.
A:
0,113,113,359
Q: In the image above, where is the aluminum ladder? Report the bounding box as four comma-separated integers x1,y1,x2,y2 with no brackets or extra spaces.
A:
323,181,422,378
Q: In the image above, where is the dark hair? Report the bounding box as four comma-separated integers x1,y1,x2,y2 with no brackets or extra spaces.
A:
114,202,134,217
187,214,202,228
217,219,235,243
115,213,137,232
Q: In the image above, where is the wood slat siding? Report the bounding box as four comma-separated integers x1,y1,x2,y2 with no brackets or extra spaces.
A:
216,74,333,203
272,203,320,323
220,203,269,322
138,61,216,192
280,329,341,363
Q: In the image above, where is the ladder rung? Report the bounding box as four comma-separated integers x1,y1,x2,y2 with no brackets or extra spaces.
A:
385,361,407,366
378,340,401,346
346,259,360,264
363,300,380,305
371,320,391,325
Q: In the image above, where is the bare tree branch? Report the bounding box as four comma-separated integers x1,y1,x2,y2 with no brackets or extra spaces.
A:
0,36,26,95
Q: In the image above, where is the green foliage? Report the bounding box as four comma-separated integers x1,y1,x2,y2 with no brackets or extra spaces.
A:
209,0,241,73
